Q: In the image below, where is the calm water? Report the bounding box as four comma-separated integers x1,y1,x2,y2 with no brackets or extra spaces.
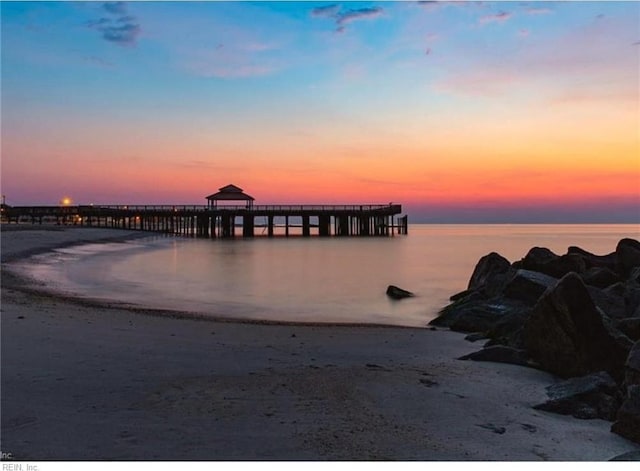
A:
12,224,640,327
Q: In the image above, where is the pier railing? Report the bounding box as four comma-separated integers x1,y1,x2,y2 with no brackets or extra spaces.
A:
82,204,394,212
4,204,399,214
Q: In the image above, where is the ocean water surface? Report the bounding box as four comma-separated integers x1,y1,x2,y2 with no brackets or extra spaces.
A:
12,224,639,327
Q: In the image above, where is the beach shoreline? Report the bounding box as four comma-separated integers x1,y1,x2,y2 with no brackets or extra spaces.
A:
1,226,639,460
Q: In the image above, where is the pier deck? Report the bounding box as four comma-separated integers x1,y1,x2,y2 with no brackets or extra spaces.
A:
2,204,408,238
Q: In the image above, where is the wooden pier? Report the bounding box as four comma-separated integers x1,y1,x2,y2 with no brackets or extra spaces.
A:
1,204,408,238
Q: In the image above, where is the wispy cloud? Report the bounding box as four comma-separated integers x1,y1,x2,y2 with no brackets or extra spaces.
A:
310,4,341,18
479,11,512,24
102,2,127,16
243,42,277,52
336,7,383,27
87,2,141,47
189,63,275,79
433,13,638,104
310,4,384,33
417,1,486,11
525,7,552,15
183,44,278,79
82,55,115,68
433,69,519,96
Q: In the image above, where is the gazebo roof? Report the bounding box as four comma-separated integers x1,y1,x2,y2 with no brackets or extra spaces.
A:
206,184,255,201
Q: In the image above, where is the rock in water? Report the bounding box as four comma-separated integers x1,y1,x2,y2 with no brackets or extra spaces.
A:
523,273,631,380
386,285,414,300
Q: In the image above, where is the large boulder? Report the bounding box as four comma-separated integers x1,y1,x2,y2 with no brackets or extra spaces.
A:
567,246,617,271
430,298,509,333
515,247,558,271
459,345,530,367
502,269,557,306
588,285,627,320
617,319,640,342
467,252,511,297
616,238,640,278
581,267,622,289
541,253,588,278
625,286,640,318
626,342,640,387
484,307,531,348
523,273,632,380
533,371,622,421
611,385,640,444
515,247,588,278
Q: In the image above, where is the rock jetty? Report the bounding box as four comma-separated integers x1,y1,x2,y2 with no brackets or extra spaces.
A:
431,238,640,444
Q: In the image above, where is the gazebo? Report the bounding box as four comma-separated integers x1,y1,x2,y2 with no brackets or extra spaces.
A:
206,184,255,209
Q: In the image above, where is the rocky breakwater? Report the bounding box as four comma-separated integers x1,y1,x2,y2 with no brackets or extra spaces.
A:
431,238,640,445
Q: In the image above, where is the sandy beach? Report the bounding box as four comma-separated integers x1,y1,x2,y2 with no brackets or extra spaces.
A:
1,226,639,461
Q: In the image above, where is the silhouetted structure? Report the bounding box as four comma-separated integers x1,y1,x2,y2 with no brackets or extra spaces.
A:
3,185,408,238
206,184,254,209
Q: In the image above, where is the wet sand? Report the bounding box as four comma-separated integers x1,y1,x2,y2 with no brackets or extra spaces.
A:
1,225,639,460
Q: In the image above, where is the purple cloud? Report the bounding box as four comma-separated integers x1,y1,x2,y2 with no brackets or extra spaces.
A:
479,11,512,24
87,2,141,47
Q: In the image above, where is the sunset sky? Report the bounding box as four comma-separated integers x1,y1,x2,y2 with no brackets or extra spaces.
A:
1,1,639,222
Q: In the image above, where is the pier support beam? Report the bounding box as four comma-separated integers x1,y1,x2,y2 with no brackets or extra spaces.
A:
336,215,349,236
243,215,254,237
359,216,371,236
318,215,330,237
221,214,233,238
302,215,310,237
268,215,274,237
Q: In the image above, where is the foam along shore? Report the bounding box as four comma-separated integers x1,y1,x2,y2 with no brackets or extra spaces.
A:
1,226,639,460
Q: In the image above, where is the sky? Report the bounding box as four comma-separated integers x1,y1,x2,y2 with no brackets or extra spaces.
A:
1,1,639,223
